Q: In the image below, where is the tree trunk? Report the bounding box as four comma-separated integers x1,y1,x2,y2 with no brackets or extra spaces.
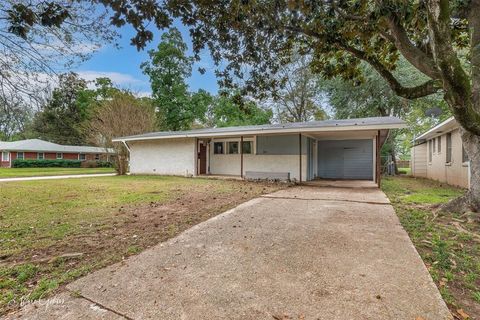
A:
441,130,480,213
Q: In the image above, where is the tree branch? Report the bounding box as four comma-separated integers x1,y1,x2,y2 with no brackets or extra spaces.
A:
383,16,441,79
339,43,442,99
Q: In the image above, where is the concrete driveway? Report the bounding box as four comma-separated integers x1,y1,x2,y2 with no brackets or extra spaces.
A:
5,181,452,320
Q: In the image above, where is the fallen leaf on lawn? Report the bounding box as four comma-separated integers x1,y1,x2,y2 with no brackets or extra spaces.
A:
457,309,470,319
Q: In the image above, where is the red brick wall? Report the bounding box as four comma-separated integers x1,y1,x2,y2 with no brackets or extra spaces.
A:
3,151,112,167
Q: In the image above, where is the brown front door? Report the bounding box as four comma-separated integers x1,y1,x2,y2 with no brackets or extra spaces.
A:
198,143,207,175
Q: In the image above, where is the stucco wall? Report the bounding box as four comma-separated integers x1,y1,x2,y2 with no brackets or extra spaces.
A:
128,138,195,176
413,128,469,188
411,143,427,177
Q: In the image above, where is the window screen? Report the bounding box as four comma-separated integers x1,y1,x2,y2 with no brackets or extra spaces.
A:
462,146,469,163
227,141,239,154
429,140,432,162
213,142,224,154
242,141,252,154
446,133,452,163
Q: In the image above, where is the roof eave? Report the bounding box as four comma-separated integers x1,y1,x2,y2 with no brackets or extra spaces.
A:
113,123,406,143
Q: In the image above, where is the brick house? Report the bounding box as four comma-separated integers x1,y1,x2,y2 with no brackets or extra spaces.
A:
0,139,115,168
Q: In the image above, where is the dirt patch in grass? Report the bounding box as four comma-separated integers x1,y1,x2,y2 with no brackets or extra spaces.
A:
0,176,284,316
382,176,480,320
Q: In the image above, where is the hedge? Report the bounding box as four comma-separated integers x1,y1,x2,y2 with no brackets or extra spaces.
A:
12,159,113,168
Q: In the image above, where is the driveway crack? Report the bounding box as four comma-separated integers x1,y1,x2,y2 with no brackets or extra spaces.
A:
261,195,390,205
69,290,135,320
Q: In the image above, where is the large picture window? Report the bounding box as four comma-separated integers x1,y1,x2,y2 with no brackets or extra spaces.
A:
227,141,239,154
242,141,253,154
213,142,224,154
446,133,452,163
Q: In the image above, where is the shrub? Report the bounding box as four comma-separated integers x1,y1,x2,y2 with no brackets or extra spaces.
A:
12,159,82,168
80,161,97,168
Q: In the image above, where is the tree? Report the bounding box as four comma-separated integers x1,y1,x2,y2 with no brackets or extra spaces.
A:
271,55,328,123
205,91,272,127
145,1,479,213
87,93,155,175
0,1,118,106
141,28,200,131
30,73,89,145
0,93,32,140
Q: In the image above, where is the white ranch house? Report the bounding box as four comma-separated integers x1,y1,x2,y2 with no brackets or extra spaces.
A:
113,117,406,184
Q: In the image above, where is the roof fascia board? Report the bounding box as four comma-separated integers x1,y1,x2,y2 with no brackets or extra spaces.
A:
415,117,456,141
113,123,406,142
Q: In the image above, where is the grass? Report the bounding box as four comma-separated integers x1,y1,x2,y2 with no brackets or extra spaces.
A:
0,175,282,315
382,176,480,319
397,167,411,175
0,167,115,178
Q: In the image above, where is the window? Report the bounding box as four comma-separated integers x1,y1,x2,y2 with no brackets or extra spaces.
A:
462,146,469,163
428,140,432,162
437,136,441,153
213,142,224,154
95,154,100,160
17,152,24,160
1,151,9,161
433,138,436,153
37,152,44,160
227,141,239,154
446,132,452,163
242,141,253,154
79,153,86,161
56,153,63,159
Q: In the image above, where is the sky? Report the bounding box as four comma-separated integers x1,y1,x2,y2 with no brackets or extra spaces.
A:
72,21,219,96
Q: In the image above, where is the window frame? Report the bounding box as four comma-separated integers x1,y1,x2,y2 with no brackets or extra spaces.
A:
17,152,24,160
37,152,45,160
213,142,224,155
1,151,9,162
437,136,441,154
446,132,452,164
56,153,63,159
462,145,469,163
78,153,86,161
95,154,100,160
432,137,436,153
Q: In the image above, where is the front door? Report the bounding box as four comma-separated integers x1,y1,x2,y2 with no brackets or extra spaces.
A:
198,142,207,175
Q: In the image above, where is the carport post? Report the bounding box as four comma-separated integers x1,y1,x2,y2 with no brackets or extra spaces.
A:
240,136,244,179
376,130,381,186
299,133,302,183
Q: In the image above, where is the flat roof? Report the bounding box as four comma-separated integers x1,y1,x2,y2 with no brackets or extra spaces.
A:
414,117,457,142
113,116,406,142
0,139,115,154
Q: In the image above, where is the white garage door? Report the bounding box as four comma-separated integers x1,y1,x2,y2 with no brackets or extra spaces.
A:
317,139,373,180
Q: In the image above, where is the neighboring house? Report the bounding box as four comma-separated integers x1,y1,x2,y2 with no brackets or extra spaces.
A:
0,139,115,168
113,117,405,183
411,117,470,189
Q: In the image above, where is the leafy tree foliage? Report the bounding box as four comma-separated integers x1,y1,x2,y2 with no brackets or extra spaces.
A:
205,91,272,128
30,73,89,145
271,55,328,123
141,28,202,131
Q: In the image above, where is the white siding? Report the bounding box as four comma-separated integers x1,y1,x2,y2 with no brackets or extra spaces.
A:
129,138,195,176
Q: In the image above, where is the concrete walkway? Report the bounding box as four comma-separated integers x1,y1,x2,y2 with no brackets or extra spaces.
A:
0,173,116,182
4,183,452,320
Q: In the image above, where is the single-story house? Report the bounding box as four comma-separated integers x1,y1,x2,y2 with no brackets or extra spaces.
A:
0,139,115,168
411,117,470,188
113,116,405,184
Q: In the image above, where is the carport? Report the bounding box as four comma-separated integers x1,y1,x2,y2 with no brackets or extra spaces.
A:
114,117,401,185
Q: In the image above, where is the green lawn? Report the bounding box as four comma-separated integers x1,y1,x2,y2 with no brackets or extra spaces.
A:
382,176,480,319
0,175,281,315
0,167,115,178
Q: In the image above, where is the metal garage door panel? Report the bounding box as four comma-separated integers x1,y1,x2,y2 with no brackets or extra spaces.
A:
318,140,373,180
